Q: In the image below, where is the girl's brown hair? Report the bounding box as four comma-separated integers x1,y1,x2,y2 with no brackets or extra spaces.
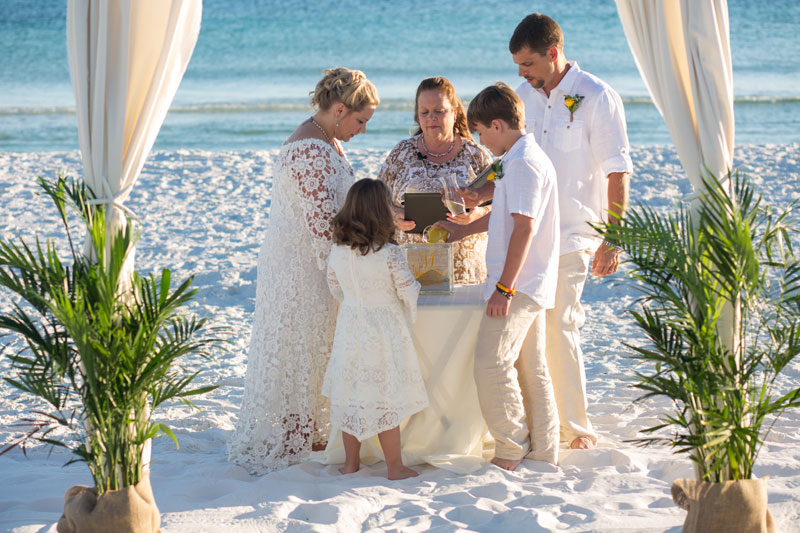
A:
412,77,471,140
332,179,396,255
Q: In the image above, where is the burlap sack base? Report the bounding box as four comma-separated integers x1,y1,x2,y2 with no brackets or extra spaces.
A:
57,473,161,533
671,477,775,533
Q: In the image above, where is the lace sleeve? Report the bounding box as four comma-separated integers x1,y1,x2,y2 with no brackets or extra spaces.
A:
377,142,414,207
291,142,340,270
326,260,343,302
387,245,420,323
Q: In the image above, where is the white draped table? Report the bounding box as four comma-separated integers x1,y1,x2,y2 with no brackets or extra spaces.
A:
316,284,493,474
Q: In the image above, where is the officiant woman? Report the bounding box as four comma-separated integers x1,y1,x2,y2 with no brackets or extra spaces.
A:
229,67,379,474
378,77,492,284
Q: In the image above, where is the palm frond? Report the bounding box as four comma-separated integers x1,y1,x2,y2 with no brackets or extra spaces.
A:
597,170,800,482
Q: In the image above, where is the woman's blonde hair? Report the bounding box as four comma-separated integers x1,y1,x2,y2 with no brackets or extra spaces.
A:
310,67,380,112
412,77,471,140
332,179,396,256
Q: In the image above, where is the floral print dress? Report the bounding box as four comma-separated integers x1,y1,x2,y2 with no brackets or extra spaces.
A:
378,135,492,284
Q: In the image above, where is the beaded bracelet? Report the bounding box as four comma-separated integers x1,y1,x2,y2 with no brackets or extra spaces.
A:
602,239,622,252
495,282,515,299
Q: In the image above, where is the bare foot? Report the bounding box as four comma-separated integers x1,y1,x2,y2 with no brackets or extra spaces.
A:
491,457,522,471
338,462,360,475
311,441,328,452
387,465,419,480
569,436,595,449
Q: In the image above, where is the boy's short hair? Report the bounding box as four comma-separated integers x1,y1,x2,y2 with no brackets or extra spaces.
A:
467,83,525,131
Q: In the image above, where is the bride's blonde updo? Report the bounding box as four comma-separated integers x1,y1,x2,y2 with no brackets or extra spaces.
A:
310,67,380,112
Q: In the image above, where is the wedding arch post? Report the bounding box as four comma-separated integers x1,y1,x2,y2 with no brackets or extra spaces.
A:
614,0,736,478
66,0,203,471
614,0,734,190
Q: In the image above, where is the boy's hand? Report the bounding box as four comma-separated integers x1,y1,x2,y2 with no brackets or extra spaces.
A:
432,220,464,242
446,205,488,225
459,187,483,209
486,291,511,317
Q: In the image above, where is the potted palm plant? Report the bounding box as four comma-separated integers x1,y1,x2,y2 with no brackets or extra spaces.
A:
0,176,223,533
597,172,799,532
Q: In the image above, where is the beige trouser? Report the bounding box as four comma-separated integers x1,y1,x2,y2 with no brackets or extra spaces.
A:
545,250,598,445
474,292,559,464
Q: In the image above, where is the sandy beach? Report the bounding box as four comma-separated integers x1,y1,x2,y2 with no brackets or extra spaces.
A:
1,144,799,532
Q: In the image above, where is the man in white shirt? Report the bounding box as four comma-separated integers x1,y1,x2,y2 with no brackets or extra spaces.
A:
509,13,633,450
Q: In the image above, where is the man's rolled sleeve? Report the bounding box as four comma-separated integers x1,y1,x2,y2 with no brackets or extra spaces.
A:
590,90,633,177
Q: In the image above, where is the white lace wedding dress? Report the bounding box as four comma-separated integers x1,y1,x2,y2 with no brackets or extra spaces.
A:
229,138,354,474
322,243,429,441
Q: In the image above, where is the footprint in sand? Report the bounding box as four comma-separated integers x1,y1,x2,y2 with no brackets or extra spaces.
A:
288,502,339,525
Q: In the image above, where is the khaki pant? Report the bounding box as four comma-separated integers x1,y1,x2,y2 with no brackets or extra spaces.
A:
545,250,598,444
474,292,559,463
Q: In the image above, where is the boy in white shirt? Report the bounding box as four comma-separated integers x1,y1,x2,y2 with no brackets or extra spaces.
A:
444,83,560,470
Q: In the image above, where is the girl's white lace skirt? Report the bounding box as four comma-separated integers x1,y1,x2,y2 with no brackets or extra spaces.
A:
322,303,429,441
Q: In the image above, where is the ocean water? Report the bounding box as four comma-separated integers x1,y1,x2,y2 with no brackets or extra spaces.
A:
1,0,798,153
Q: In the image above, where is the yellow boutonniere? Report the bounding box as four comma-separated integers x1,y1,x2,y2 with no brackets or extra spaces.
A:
486,159,504,181
564,94,584,122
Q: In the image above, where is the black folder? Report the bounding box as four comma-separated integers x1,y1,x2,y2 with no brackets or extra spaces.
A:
403,192,448,234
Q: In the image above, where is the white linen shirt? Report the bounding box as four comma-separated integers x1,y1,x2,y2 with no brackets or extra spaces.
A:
516,61,633,256
483,133,559,309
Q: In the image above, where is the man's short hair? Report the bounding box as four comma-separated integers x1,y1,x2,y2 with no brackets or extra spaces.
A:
467,83,525,131
509,13,563,55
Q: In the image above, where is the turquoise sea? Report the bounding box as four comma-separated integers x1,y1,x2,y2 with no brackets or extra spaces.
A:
1,0,798,152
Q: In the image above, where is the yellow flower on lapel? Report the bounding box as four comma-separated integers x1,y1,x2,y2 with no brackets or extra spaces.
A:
486,159,504,181
564,94,584,122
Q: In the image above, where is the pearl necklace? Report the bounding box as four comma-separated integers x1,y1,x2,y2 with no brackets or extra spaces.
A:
309,117,341,154
421,135,456,158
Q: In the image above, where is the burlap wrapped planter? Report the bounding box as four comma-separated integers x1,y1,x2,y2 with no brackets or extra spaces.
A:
56,473,161,533
671,477,775,533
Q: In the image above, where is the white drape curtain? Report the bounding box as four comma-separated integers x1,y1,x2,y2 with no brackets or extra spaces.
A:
615,1,737,481
615,0,735,193
66,0,202,470
66,0,202,278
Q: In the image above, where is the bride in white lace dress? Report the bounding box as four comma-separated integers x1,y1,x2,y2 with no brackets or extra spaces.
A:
229,68,380,474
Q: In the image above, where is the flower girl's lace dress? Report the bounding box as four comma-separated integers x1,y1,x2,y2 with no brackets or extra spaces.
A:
322,243,429,440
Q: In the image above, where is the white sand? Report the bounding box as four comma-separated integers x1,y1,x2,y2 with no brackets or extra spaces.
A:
1,144,799,532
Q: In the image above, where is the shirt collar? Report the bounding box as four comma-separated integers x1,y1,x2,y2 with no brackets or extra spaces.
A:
503,132,533,161
536,60,581,98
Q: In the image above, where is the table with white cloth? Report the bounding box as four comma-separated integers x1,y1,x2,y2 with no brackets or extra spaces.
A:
316,284,493,474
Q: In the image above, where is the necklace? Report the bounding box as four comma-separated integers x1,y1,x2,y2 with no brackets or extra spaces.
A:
421,135,455,158
416,150,441,182
309,117,341,155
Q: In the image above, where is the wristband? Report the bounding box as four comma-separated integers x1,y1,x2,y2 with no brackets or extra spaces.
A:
495,282,515,299
602,239,622,251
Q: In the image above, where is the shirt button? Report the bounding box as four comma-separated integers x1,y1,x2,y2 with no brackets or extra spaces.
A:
547,105,551,109
543,129,547,134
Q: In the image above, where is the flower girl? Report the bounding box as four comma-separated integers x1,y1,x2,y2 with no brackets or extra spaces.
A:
323,179,429,480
